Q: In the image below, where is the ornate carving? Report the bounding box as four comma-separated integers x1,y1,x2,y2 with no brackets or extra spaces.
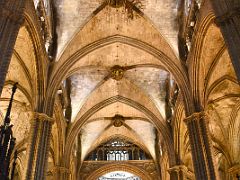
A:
143,162,156,173
228,164,240,177
112,114,124,127
184,111,205,124
34,112,54,123
52,166,71,174
110,65,124,80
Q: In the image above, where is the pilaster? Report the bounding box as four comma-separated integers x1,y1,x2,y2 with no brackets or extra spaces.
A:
184,112,216,180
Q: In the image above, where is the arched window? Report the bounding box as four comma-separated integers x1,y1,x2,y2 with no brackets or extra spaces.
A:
85,138,151,161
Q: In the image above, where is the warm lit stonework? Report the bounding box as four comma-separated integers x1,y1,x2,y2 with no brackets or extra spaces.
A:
0,0,239,180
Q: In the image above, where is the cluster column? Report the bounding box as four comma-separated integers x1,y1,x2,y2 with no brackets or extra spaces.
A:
184,112,216,180
0,0,26,96
210,0,240,81
25,112,54,180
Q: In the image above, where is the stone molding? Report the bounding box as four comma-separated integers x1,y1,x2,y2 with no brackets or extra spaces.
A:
228,164,240,176
52,166,71,174
184,111,205,124
80,160,156,180
168,165,188,172
34,112,54,123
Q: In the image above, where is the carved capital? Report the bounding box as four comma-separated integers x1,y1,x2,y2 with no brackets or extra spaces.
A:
184,111,205,124
52,166,71,175
228,164,240,177
168,165,194,179
34,112,54,123
168,165,188,173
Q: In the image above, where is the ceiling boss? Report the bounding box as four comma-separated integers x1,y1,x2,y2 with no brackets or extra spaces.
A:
106,0,145,19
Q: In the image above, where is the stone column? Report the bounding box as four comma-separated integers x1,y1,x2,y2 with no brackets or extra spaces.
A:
210,0,240,81
25,113,54,180
168,165,195,180
184,112,216,180
0,0,26,96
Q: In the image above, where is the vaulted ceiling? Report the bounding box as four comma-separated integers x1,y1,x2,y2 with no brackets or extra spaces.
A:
51,0,179,163
54,0,179,58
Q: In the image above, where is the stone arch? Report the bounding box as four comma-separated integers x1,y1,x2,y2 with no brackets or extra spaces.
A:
62,95,176,170
23,4,48,111
46,35,193,116
189,4,240,176
86,163,152,180
189,12,216,110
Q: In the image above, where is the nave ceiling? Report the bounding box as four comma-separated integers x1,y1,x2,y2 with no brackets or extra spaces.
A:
0,0,240,179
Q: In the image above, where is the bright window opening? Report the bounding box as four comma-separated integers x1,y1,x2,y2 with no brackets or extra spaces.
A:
98,171,141,180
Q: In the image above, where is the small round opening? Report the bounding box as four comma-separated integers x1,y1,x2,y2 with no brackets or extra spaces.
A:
97,171,141,180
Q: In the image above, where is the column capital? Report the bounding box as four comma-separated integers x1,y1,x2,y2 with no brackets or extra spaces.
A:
168,165,188,173
168,165,195,179
184,111,205,124
228,164,240,177
34,112,54,123
52,166,71,174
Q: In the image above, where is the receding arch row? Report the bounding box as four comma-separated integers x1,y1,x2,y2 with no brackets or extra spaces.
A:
86,163,152,180
46,35,194,116
61,95,176,169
